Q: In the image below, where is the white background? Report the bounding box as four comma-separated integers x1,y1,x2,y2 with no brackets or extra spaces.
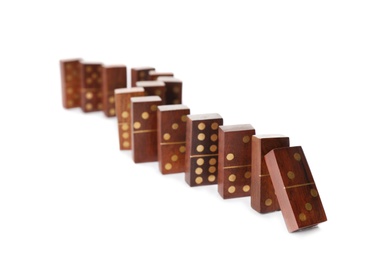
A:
1,0,389,259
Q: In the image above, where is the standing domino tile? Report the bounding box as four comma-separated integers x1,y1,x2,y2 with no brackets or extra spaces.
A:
264,146,327,232
185,114,223,187
218,124,255,199
80,62,103,112
156,77,182,105
157,105,190,174
131,96,162,163
251,135,290,213
102,65,127,117
60,59,82,108
114,87,145,150
131,67,155,87
136,81,166,104
149,71,174,80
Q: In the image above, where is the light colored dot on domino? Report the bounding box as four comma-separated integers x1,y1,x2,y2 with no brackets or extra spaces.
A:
196,158,204,166
211,122,219,130
133,122,141,129
85,103,93,110
179,146,186,153
123,141,130,148
209,145,217,152
155,89,162,95
305,203,313,211
173,86,180,93
86,78,92,85
108,96,115,104
150,105,157,111
244,171,251,179
208,175,216,182
228,174,236,182
172,123,178,130
141,112,149,119
299,213,307,221
121,123,129,131
243,185,250,192
294,153,301,161
210,134,218,142
173,99,180,104
92,73,98,79
181,115,187,122
67,100,74,106
86,66,92,72
242,135,250,143
109,108,115,116
197,133,205,141
163,133,171,140
122,132,129,139
198,122,206,130
121,111,129,118
310,189,318,197
209,158,217,165
67,88,73,94
85,92,93,99
195,177,203,184
228,186,236,194
171,155,178,162
165,163,172,170
265,198,273,206
97,103,103,110
226,153,234,161
196,145,204,152
208,166,216,174
287,171,295,180
195,167,203,175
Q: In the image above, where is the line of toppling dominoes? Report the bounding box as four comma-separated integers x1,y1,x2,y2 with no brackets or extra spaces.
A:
60,58,327,233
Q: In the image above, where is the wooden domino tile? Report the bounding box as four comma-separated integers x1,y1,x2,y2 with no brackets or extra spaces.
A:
218,124,255,199
156,76,182,104
185,114,223,187
131,96,162,163
157,105,190,174
251,135,290,213
136,81,166,104
265,146,327,232
60,59,81,108
102,65,127,117
130,67,155,87
114,87,145,150
149,71,174,80
80,62,103,112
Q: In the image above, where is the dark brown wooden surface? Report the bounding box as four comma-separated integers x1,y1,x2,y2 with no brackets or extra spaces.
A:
102,65,127,117
136,81,166,104
149,71,174,80
157,105,190,174
265,146,327,232
114,88,145,150
80,63,103,112
184,113,223,187
251,135,290,213
218,124,255,199
131,96,162,162
130,67,155,87
156,76,182,104
60,59,81,108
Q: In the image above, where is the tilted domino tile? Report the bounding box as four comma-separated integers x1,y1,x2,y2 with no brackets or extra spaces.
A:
60,58,82,108
102,65,127,117
80,62,103,112
251,135,289,213
157,104,190,174
185,114,223,187
264,146,327,232
130,67,155,87
218,124,255,199
114,87,145,150
131,96,162,163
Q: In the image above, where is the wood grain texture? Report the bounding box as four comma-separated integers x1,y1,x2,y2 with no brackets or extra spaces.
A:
184,113,223,187
136,81,166,104
218,124,255,199
265,146,327,232
80,62,103,112
114,88,145,150
102,65,127,117
130,67,155,87
156,76,182,105
131,96,162,163
157,105,190,174
251,135,289,213
60,59,81,108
